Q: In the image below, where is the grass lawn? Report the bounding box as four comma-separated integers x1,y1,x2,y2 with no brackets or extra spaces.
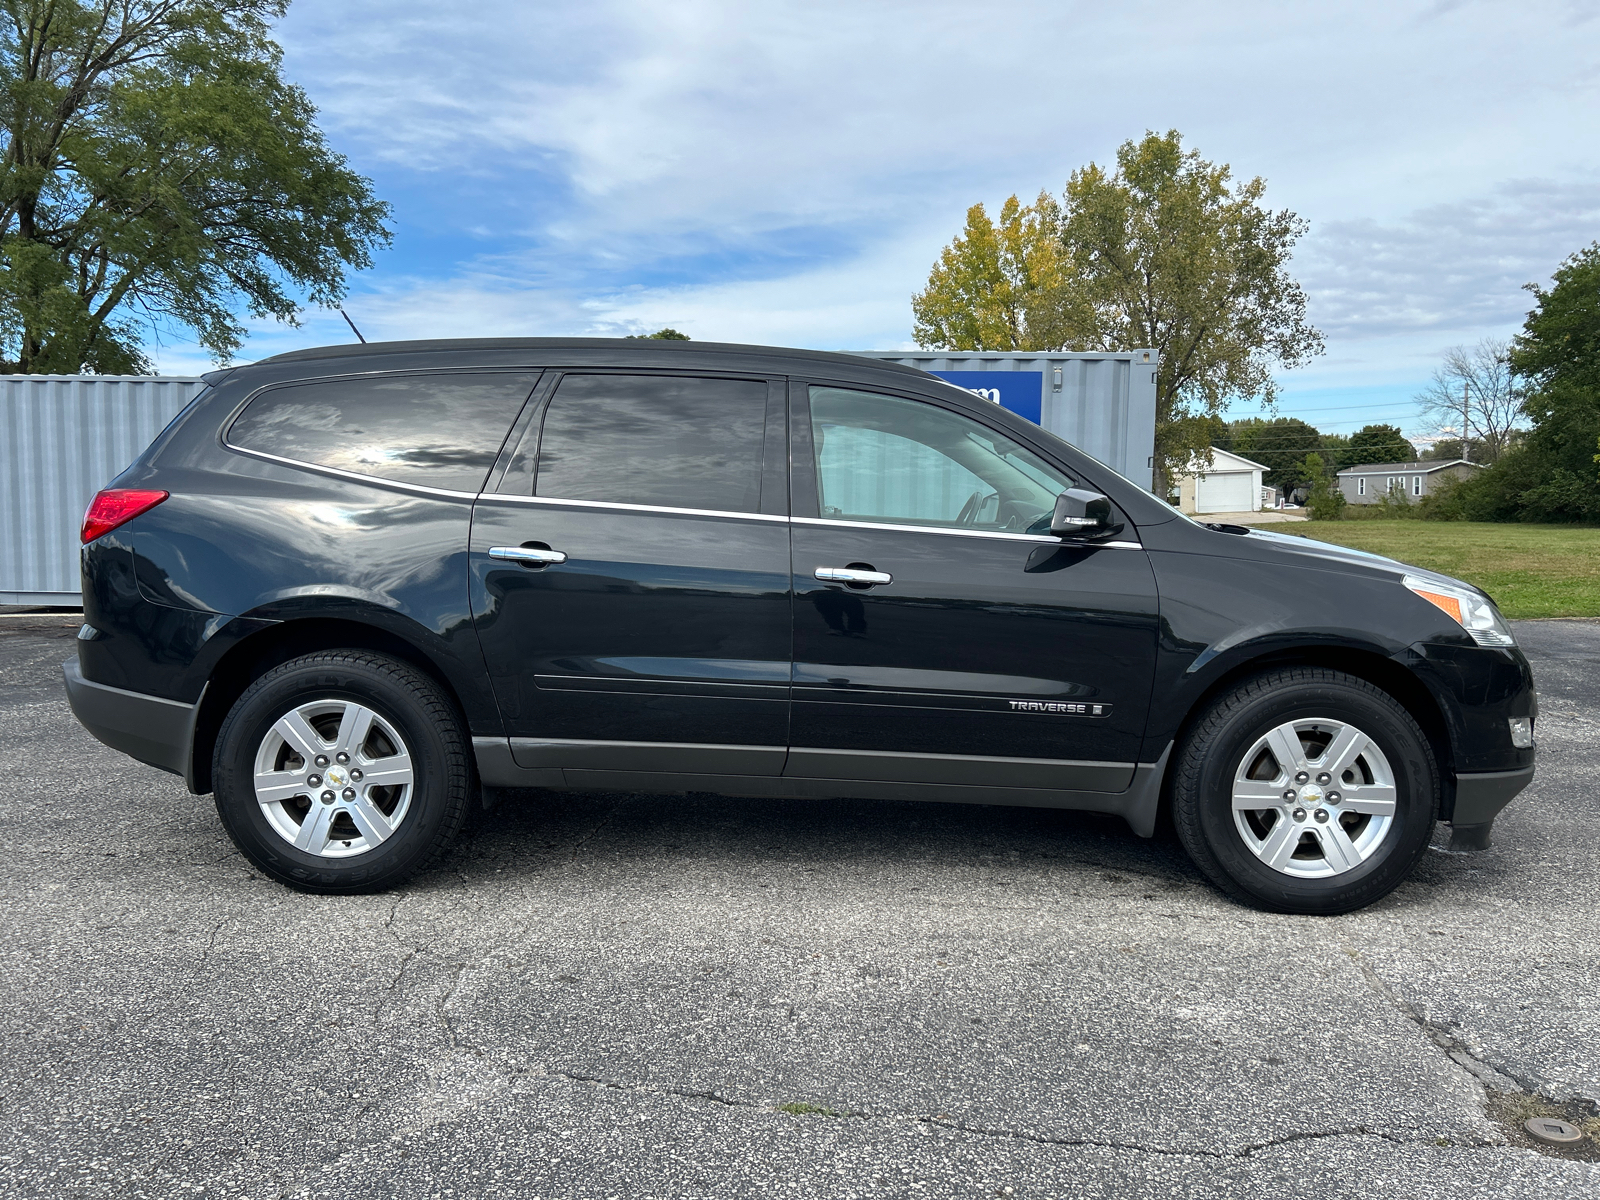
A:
1280,521,1600,619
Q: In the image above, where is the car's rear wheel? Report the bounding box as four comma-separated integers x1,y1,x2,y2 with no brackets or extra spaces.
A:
1172,667,1437,914
212,650,473,893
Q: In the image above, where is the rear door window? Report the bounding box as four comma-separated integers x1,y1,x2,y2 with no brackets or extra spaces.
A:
227,372,541,492
534,374,768,513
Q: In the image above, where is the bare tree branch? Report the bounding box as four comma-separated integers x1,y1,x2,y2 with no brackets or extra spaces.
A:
1416,339,1526,463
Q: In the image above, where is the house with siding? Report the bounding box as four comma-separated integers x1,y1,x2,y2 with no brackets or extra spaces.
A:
1336,459,1482,504
1174,447,1269,514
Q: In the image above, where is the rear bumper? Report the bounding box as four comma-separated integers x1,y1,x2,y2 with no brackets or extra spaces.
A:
1447,764,1535,852
63,658,199,782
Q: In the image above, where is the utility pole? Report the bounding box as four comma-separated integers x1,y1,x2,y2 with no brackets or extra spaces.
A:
1462,380,1470,461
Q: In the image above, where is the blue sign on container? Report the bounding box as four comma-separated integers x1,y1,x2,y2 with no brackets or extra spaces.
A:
932,371,1044,425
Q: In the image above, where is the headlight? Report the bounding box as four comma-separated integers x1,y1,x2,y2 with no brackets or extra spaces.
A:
1403,575,1516,647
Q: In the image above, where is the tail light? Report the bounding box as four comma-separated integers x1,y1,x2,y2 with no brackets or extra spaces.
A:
81,488,169,544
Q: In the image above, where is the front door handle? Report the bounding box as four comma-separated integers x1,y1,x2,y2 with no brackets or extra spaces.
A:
489,545,568,566
815,566,892,587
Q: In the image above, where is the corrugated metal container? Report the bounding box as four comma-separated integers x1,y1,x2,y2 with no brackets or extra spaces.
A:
1,375,202,605
849,351,1159,491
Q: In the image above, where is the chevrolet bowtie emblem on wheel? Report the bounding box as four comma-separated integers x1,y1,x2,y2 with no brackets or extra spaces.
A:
1008,700,1110,716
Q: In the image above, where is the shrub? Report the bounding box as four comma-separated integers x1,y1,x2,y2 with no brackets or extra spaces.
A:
1373,488,1416,518
1416,475,1468,520
1304,473,1346,520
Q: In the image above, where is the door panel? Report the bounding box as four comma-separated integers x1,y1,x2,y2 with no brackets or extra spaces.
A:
790,522,1157,775
788,384,1159,788
469,373,791,775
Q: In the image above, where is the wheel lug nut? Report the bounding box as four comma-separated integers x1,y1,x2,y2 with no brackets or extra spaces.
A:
350,769,363,782
307,773,322,787
1281,789,1296,801
1294,772,1309,784
314,755,329,768
1292,807,1307,822
341,787,356,801
1316,772,1331,784
1314,809,1330,823
1327,791,1341,804
320,791,335,804
336,752,350,765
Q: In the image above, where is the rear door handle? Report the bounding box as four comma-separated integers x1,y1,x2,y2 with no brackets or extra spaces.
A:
489,546,568,566
815,566,892,586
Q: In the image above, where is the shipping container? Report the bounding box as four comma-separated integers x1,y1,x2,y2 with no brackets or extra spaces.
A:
847,351,1159,491
1,375,202,605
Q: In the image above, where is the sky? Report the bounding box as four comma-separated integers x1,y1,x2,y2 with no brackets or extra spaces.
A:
148,0,1600,441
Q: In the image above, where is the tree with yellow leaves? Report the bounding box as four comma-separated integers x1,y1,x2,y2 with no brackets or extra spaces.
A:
913,131,1323,493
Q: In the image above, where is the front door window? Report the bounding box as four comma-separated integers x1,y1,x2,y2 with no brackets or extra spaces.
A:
809,388,1074,533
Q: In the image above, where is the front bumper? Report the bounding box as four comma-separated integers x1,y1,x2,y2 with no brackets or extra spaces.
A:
63,658,200,781
1448,765,1536,851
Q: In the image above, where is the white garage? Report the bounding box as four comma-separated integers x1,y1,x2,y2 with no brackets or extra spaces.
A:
1177,447,1268,515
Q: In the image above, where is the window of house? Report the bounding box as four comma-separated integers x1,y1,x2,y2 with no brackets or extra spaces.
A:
227,372,542,492
1413,475,1422,496
1357,477,1366,496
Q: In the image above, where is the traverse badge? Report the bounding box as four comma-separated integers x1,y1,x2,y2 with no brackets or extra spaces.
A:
1008,700,1111,716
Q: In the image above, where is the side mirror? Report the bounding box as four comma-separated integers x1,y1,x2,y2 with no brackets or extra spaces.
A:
1050,488,1124,541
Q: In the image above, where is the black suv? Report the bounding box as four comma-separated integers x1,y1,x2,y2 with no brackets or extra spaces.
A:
64,339,1536,913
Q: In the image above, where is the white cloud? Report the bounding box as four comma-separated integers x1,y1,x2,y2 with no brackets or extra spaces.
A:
148,0,1600,400
1296,179,1600,370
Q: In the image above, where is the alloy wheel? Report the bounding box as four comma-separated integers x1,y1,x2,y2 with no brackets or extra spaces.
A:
1230,717,1398,878
251,698,415,857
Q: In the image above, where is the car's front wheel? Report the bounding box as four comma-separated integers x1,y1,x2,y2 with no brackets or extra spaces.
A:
212,650,474,893
1173,667,1438,914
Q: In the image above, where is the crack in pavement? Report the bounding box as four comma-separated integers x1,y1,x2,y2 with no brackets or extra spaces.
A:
548,1068,752,1112
195,915,231,968
915,1115,1418,1160
386,950,417,993
568,799,627,862
435,961,467,1051
1342,937,1600,1159
1342,939,1538,1096
539,1067,1437,1160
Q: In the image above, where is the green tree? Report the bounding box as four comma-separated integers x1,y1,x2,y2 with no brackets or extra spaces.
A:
1342,424,1416,468
625,327,691,340
913,131,1324,493
1496,242,1600,522
0,1,391,373
1302,452,1345,520
910,194,1063,350
1224,415,1325,492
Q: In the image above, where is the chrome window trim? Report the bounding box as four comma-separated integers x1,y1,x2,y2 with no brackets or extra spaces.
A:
793,515,1142,549
221,444,483,500
216,446,1148,546
794,516,1057,543
480,492,789,524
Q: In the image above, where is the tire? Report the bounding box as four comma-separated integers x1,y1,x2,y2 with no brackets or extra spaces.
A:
212,650,474,893
1172,667,1437,915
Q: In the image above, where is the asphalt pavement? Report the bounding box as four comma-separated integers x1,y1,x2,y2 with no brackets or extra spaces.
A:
1,613,1597,1199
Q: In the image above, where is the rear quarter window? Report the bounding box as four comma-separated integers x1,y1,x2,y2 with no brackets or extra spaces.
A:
227,372,541,492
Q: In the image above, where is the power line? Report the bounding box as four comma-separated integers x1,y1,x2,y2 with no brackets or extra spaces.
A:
1230,398,1428,416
